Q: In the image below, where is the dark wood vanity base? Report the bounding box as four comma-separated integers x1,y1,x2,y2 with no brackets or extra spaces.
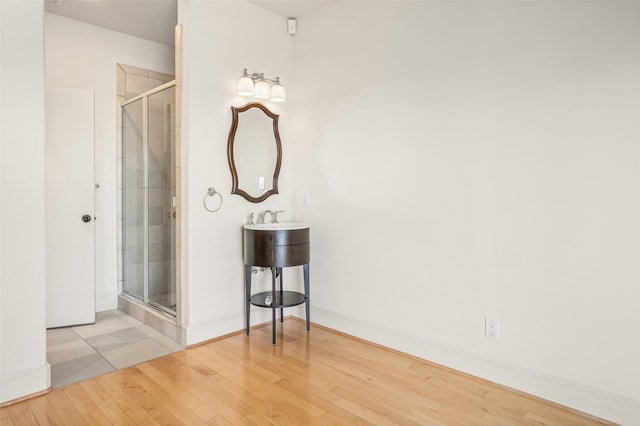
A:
244,227,310,266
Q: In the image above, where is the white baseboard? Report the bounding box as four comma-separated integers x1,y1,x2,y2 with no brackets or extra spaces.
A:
185,307,289,346
306,306,640,425
96,291,117,312
0,363,50,404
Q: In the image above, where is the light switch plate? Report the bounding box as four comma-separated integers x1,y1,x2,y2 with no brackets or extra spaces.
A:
324,173,333,190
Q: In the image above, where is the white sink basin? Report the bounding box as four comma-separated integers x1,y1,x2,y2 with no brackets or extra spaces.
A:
244,222,309,231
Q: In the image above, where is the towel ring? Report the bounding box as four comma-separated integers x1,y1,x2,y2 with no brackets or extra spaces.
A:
203,187,223,212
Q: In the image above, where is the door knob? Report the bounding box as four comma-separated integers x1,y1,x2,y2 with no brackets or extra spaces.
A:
81,215,92,223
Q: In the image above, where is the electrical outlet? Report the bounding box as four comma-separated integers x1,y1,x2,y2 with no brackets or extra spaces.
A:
485,318,500,340
302,191,310,207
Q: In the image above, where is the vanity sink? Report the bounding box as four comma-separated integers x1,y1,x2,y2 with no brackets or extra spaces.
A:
244,222,309,231
243,222,310,268
243,221,311,345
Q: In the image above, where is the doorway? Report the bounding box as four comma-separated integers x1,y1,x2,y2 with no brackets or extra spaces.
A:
45,87,96,329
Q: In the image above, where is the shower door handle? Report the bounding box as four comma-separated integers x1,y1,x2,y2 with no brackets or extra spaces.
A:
81,215,92,223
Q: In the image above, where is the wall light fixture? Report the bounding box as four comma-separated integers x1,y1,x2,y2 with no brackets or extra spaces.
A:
237,69,286,102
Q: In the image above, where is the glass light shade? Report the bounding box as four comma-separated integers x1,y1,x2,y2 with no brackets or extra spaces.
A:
254,80,270,99
237,76,254,96
270,84,286,102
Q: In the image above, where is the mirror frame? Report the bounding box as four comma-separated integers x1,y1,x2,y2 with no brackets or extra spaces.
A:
227,102,282,203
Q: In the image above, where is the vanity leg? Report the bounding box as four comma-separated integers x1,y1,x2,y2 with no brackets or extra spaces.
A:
271,267,277,346
245,265,252,335
303,263,310,333
278,268,284,323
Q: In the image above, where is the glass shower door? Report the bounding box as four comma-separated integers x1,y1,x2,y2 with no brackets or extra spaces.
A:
122,83,176,315
147,86,176,313
123,98,145,302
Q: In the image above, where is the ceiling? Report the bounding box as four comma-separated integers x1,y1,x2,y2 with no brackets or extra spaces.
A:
45,0,333,46
249,1,333,19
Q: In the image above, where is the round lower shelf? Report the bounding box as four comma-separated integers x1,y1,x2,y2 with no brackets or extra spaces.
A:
250,291,306,308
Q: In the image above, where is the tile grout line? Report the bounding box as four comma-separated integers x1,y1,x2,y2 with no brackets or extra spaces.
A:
48,310,184,388
78,325,120,371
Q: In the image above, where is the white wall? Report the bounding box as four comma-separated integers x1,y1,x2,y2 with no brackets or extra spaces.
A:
45,13,174,311
291,1,640,423
178,1,294,342
0,0,49,403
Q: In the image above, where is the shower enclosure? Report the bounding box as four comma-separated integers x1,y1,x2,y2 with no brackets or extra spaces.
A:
121,82,176,315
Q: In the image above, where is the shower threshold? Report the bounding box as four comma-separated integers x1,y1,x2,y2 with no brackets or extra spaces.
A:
118,294,183,344
149,299,177,316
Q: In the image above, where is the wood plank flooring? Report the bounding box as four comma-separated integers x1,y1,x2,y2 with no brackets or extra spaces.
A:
1,319,614,425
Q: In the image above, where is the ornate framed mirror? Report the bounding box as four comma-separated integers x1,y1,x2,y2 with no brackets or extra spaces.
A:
227,102,282,203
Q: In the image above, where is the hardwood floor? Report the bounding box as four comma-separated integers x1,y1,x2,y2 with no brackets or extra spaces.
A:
1,318,613,425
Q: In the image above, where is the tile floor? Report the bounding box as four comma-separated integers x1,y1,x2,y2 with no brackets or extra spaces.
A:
46,309,184,389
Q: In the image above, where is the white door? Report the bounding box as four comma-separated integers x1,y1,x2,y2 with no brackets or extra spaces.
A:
46,88,96,328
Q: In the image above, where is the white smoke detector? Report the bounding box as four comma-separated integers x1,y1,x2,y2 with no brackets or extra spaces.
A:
287,18,297,36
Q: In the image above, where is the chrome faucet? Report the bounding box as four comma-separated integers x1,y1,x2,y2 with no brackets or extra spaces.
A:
257,210,273,224
247,212,255,225
257,209,285,224
272,210,284,223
